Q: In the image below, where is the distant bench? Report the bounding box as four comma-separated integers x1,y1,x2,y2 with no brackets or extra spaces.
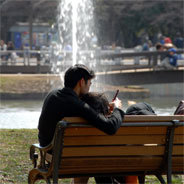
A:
28,115,184,184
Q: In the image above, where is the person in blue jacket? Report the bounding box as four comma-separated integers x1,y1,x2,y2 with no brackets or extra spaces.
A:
158,47,178,69
168,48,178,67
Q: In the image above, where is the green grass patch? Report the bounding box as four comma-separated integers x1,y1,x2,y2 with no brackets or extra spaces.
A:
0,129,38,183
0,129,183,183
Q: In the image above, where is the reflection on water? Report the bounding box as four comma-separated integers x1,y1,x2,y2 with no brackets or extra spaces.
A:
0,100,42,129
0,100,42,112
0,111,40,129
0,96,181,129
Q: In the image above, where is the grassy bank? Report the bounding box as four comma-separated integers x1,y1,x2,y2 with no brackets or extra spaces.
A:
0,75,61,94
0,129,182,184
0,74,150,100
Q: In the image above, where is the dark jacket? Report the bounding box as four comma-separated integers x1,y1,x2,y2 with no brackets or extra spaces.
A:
174,100,184,115
38,87,125,146
126,102,156,115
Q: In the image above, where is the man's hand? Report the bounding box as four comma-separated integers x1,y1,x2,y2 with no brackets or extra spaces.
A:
109,97,122,111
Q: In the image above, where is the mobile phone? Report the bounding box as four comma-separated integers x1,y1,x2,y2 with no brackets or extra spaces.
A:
112,89,119,101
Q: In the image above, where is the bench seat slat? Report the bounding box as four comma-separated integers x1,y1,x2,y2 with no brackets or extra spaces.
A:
64,125,184,136
62,145,165,157
63,135,184,145
175,126,184,134
46,155,183,165
60,158,183,175
65,127,168,136
62,145,183,157
173,135,184,144
173,145,184,155
63,116,184,122
58,165,184,176
59,165,184,172
64,135,166,145
58,167,160,175
46,154,183,174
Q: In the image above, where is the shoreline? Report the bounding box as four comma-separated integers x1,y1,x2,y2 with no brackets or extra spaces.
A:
0,90,150,100
0,74,151,100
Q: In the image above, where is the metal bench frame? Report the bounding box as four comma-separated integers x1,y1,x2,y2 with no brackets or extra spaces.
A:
28,116,184,184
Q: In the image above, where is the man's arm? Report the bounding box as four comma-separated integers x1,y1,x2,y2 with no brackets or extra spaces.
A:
77,101,125,135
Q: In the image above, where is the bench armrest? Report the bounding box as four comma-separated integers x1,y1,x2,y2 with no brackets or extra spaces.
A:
30,143,53,168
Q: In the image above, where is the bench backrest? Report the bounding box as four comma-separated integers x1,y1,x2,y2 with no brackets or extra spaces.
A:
47,115,184,178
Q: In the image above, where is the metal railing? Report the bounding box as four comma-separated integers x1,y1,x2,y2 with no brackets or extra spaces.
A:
0,48,183,69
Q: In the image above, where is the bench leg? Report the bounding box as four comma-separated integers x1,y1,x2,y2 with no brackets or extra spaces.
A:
155,174,166,184
166,123,176,184
45,177,51,184
138,175,145,184
28,169,51,184
28,169,40,184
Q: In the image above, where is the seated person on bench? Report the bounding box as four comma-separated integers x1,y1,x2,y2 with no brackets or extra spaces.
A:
38,64,124,148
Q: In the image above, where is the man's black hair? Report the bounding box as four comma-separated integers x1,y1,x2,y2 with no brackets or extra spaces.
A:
64,64,95,89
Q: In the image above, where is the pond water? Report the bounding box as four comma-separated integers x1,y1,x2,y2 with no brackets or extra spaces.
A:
0,100,42,129
0,95,182,129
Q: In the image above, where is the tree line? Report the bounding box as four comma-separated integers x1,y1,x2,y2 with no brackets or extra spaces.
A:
93,0,183,48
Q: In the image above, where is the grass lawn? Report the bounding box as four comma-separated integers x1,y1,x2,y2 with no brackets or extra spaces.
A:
0,129,183,184
0,129,39,183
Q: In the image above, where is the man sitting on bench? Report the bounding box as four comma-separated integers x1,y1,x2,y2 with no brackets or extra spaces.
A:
38,64,124,149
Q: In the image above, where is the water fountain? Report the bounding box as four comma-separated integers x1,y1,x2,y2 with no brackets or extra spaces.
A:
54,0,140,98
46,0,100,92
57,0,96,68
50,0,150,99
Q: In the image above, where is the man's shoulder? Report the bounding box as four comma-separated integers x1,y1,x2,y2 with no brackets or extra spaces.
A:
43,88,62,101
46,87,78,100
48,88,66,95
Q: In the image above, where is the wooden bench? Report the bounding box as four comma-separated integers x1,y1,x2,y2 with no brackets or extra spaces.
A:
28,115,184,184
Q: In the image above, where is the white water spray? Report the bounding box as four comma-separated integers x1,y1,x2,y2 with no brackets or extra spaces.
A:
58,0,96,67
72,1,78,65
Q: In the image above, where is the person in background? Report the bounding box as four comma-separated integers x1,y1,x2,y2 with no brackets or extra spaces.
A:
174,32,184,60
156,44,178,69
156,43,165,51
0,40,7,50
167,48,178,67
142,40,153,51
164,37,172,44
156,43,167,65
6,41,15,62
174,32,184,49
7,41,14,50
0,40,7,61
158,35,165,45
